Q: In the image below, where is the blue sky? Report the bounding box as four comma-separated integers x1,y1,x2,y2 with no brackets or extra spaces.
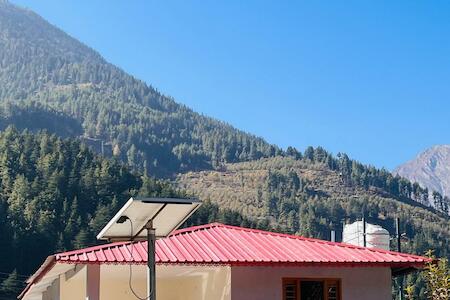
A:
13,0,450,170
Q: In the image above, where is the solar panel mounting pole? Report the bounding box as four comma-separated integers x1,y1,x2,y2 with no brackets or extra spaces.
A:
145,220,156,300
396,218,404,300
96,197,202,300
362,217,366,247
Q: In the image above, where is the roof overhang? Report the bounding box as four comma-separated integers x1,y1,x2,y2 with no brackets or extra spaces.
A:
392,266,423,277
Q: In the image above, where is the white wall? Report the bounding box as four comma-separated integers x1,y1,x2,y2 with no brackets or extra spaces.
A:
230,266,392,300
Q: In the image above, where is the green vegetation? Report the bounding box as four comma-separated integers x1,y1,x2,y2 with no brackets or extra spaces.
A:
1,2,450,299
0,102,83,137
177,153,449,255
422,251,449,300
0,127,138,275
0,270,22,299
406,251,449,300
292,146,449,215
1,0,448,215
177,152,450,296
0,127,257,298
184,199,266,230
0,1,280,177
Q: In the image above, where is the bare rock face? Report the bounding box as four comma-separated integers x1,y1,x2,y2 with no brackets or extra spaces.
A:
394,145,450,197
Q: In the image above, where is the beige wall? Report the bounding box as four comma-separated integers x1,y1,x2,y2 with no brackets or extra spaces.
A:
99,266,146,300
55,264,391,300
57,264,145,300
59,265,86,300
230,266,392,300
99,264,231,300
158,267,231,300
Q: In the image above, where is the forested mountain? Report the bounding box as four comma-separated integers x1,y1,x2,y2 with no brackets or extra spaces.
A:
0,1,449,298
395,145,450,204
177,147,450,252
1,0,448,215
0,127,254,298
0,128,137,273
0,0,280,177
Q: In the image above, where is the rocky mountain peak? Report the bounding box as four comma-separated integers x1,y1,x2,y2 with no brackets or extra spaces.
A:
394,145,450,197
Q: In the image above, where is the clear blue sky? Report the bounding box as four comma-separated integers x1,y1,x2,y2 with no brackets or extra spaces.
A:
12,0,450,170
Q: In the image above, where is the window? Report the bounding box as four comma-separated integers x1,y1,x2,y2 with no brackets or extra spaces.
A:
300,281,324,300
283,278,341,300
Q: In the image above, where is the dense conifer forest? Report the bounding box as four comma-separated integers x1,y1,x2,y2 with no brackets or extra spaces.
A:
0,127,254,298
0,0,280,178
1,0,448,215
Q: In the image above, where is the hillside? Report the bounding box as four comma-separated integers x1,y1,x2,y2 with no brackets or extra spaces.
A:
176,154,449,297
2,0,448,217
177,154,450,257
1,0,448,252
0,127,264,298
395,145,450,204
0,0,280,177
0,127,141,276
0,2,449,297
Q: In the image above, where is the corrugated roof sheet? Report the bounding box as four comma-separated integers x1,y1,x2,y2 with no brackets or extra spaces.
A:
56,223,428,266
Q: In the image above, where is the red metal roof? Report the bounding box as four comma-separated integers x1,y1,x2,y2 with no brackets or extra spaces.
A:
56,223,428,267
20,223,430,299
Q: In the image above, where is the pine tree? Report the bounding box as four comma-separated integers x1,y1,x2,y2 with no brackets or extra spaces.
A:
0,270,22,296
7,175,31,233
89,203,112,236
73,229,90,249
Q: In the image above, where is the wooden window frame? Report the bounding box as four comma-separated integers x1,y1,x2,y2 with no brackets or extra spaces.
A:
282,278,342,300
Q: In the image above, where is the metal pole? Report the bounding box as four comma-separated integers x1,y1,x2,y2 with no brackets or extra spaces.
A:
146,221,156,300
396,218,401,252
362,217,366,247
396,218,404,300
331,230,336,242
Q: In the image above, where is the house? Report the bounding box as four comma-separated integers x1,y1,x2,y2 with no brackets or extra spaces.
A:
19,223,429,300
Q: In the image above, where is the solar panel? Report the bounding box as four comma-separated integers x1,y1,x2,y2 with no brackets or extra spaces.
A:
96,197,201,241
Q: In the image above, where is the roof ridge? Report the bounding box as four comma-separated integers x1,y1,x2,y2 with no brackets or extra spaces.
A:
170,222,225,235
173,223,426,259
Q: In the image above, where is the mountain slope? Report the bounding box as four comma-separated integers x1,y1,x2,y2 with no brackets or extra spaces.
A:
176,155,450,256
0,127,141,277
0,0,280,177
395,145,450,200
2,0,449,249
0,2,449,297
0,127,262,298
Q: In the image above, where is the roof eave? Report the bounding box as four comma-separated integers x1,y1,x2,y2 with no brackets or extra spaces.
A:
392,266,423,277
18,255,56,299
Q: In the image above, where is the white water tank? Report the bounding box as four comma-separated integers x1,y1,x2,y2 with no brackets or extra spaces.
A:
342,221,390,250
